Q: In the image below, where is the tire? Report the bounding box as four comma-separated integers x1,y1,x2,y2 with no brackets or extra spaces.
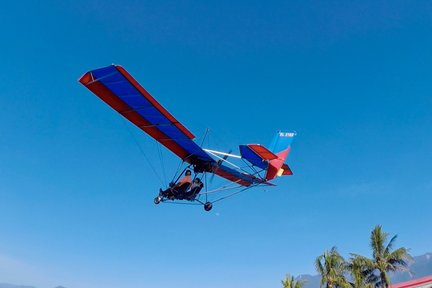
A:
154,196,161,205
204,202,213,211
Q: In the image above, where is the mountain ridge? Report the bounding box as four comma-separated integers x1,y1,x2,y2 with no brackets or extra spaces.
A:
298,252,432,288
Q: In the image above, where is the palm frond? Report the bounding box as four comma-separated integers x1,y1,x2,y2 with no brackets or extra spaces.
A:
384,234,397,256
371,225,388,260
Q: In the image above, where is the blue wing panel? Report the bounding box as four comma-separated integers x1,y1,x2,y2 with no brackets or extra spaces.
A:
239,145,269,170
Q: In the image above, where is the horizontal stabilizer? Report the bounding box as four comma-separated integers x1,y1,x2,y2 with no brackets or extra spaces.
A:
239,144,278,170
281,163,293,175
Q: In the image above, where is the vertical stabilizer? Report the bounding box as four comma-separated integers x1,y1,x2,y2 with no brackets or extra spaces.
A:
268,131,296,154
265,131,296,180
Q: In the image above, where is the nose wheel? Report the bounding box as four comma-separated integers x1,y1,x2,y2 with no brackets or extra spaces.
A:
154,196,162,204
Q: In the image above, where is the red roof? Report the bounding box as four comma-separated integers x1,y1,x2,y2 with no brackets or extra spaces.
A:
392,275,432,288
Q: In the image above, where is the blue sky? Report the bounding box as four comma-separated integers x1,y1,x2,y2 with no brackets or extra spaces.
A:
0,1,431,287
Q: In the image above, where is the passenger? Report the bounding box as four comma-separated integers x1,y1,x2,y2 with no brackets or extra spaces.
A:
184,178,204,200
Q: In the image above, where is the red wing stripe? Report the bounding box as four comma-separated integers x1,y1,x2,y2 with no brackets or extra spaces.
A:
115,66,195,139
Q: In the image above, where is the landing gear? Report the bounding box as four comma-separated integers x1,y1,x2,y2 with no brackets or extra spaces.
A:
204,202,213,211
154,193,213,212
154,196,162,204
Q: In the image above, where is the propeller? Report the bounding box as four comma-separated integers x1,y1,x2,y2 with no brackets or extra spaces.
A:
210,149,232,184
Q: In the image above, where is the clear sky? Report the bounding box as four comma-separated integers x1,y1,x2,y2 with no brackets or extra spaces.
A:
0,1,431,288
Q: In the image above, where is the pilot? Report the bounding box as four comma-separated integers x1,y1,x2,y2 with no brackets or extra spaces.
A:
175,170,193,188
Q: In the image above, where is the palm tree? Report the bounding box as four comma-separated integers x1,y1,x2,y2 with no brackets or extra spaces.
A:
281,274,305,288
315,247,350,288
347,256,376,288
350,225,412,288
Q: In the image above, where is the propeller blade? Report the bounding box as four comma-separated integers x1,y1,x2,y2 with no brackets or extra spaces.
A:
210,149,232,184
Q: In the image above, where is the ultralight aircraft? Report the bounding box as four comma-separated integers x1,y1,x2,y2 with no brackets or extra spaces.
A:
79,65,296,211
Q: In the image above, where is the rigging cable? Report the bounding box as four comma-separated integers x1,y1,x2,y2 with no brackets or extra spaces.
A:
121,119,165,187
211,185,257,203
156,141,167,185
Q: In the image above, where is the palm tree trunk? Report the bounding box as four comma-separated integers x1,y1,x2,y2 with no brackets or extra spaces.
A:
380,271,389,288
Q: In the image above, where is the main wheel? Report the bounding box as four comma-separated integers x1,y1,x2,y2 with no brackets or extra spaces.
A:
204,202,213,211
154,196,162,204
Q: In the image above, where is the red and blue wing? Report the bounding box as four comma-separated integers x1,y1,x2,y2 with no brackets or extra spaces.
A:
79,65,264,186
79,65,214,165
